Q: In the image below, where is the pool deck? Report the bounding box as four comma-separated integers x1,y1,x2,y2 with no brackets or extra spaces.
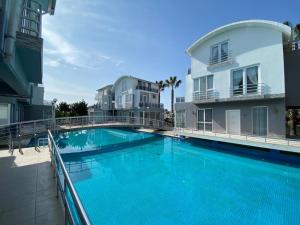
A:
0,147,64,225
138,128,300,154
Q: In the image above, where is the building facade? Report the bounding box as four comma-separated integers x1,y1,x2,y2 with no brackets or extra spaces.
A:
89,76,164,122
0,0,56,125
175,20,298,137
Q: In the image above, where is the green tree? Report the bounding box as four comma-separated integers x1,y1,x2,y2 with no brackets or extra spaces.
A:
57,102,70,117
155,80,166,104
70,100,88,116
165,76,182,122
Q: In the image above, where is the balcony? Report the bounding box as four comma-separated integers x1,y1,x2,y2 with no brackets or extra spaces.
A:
139,102,164,108
19,0,42,37
208,51,233,69
192,90,217,102
136,85,159,93
292,41,300,51
230,83,265,97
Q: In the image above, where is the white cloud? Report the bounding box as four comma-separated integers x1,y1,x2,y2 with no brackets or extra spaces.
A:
44,58,61,67
44,74,94,102
43,27,124,70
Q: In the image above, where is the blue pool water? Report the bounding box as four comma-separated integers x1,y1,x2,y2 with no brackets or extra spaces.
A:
57,128,300,225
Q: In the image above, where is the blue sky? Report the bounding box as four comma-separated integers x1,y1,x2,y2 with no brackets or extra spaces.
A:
43,0,299,109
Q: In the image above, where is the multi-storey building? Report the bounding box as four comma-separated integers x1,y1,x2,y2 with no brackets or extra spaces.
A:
175,20,300,137
89,76,164,122
0,0,56,125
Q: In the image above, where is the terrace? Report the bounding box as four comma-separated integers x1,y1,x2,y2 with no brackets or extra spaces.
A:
1,116,300,224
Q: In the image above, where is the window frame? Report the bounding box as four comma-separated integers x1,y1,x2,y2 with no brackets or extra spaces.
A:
193,75,214,100
175,110,186,128
231,64,260,96
252,106,268,136
210,40,229,65
197,108,213,132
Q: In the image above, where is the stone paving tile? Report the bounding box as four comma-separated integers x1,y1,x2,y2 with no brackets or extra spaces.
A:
0,147,64,225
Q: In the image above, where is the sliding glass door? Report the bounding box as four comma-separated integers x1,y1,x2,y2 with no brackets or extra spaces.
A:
197,109,213,132
0,104,10,125
253,107,268,136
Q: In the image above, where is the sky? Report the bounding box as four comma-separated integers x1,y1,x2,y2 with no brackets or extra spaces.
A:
43,0,300,109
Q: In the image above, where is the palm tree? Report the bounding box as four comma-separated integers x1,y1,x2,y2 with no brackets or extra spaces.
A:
155,80,166,104
165,76,182,122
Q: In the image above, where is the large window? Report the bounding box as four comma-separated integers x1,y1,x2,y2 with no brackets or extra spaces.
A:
221,42,228,62
193,75,214,100
232,65,259,96
175,110,185,128
197,109,213,132
253,106,268,136
232,69,243,95
211,45,219,64
0,104,10,125
246,66,258,94
210,41,229,64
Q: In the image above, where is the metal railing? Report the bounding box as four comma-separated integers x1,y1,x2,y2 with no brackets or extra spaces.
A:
48,130,92,225
136,85,159,93
174,127,300,148
193,90,217,102
139,102,164,108
208,51,233,66
0,116,167,152
230,83,265,97
19,0,42,37
292,41,300,51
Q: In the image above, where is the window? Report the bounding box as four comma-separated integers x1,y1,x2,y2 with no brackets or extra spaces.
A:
246,66,258,93
121,80,127,92
252,107,268,136
193,75,214,100
210,41,229,64
197,109,213,132
211,45,219,64
232,65,259,96
221,42,228,62
232,69,243,96
176,110,185,128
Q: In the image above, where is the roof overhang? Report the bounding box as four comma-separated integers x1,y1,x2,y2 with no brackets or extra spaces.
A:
38,0,57,15
186,20,292,56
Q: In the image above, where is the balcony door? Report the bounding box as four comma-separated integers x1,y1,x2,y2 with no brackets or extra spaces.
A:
252,107,268,136
226,110,241,134
193,75,214,101
197,109,213,132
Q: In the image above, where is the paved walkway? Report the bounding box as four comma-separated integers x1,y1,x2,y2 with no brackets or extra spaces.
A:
174,129,300,153
0,147,64,225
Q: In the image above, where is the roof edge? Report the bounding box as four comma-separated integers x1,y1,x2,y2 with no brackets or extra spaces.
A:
186,20,292,56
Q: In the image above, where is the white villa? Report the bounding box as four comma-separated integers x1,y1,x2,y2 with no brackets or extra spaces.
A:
175,20,300,137
89,76,164,122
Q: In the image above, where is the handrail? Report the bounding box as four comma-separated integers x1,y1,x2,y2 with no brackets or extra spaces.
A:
48,130,92,225
173,127,300,147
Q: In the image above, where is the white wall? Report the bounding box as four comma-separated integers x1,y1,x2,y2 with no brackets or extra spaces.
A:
186,26,286,101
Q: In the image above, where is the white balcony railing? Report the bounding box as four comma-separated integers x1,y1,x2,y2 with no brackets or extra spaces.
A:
193,90,217,102
230,83,265,97
208,51,233,67
19,0,42,37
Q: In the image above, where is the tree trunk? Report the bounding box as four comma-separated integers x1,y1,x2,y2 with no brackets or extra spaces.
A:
158,89,161,105
171,87,174,123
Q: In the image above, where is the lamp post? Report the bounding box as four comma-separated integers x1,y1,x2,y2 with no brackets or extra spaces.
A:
112,100,115,119
51,98,57,128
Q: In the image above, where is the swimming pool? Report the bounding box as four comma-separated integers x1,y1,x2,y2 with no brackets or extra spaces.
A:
56,128,300,225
